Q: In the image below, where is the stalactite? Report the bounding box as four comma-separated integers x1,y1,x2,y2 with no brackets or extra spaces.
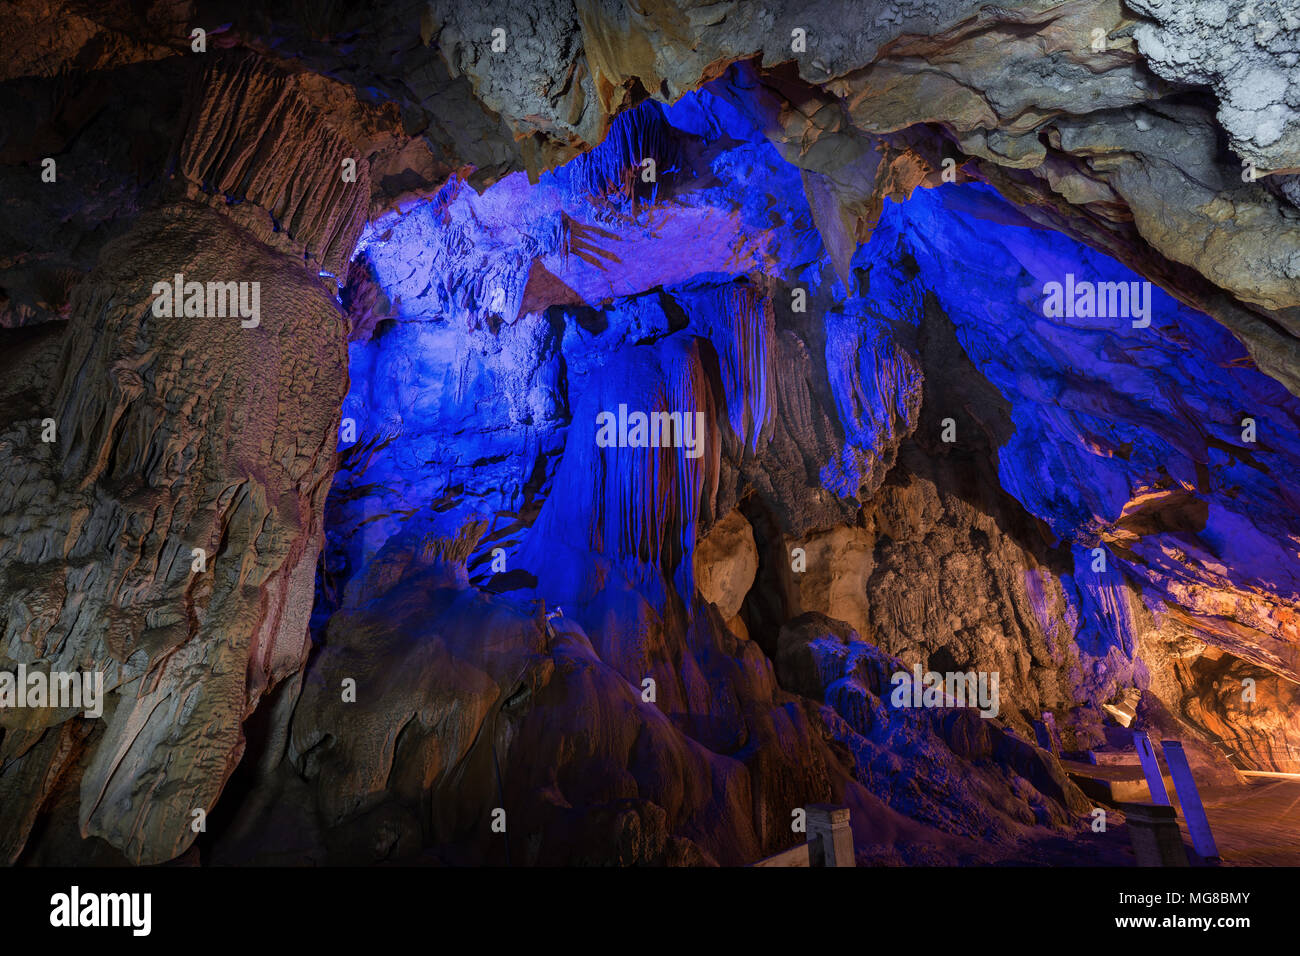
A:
176,53,369,277
517,337,720,609
565,100,679,212
820,305,923,498
1067,544,1139,661
691,282,773,455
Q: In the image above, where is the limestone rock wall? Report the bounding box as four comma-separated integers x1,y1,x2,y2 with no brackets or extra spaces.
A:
0,52,364,864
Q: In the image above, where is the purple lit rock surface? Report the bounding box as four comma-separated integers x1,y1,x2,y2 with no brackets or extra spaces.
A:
291,79,1300,864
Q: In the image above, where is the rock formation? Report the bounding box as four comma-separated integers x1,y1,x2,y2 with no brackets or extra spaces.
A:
1,0,1298,867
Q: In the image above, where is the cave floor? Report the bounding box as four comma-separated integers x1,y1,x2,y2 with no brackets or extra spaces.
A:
1185,779,1300,866
980,779,1300,867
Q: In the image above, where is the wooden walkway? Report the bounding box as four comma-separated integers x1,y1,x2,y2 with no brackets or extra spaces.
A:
1186,780,1300,866
1061,752,1300,866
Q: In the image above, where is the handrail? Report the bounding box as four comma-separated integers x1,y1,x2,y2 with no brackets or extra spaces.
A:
750,805,855,867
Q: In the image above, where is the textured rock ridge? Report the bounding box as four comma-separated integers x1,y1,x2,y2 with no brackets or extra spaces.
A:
0,52,366,864
177,53,372,278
